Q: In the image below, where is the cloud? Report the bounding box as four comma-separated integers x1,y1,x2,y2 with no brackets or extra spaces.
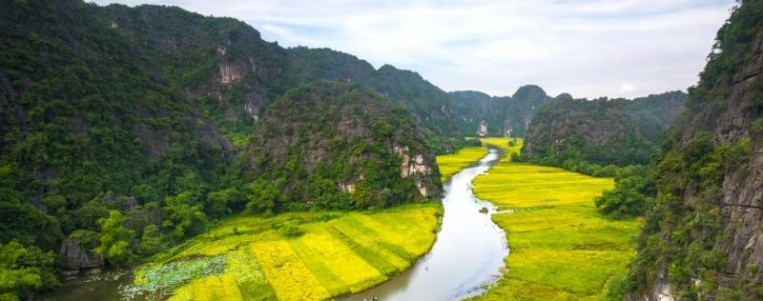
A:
89,0,736,99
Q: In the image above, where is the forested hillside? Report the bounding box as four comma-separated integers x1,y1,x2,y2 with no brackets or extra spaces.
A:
522,91,686,168
625,0,763,299
0,1,447,299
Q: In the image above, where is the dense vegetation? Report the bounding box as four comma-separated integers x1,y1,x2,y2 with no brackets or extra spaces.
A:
242,82,442,211
0,1,453,299
522,91,686,168
624,0,763,299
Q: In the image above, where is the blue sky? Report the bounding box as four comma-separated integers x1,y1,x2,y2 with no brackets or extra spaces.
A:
91,0,737,99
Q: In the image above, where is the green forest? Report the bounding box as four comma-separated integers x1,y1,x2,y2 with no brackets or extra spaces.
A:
1,0,762,300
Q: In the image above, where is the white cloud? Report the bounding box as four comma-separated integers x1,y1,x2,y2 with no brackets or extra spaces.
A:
90,0,736,99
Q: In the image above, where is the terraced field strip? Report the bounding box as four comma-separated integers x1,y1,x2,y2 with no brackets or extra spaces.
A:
140,203,441,301
225,249,276,301
250,241,332,301
469,156,639,300
326,222,407,275
293,230,386,293
190,275,243,301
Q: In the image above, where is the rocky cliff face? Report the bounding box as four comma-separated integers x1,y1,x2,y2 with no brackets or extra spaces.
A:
628,1,763,299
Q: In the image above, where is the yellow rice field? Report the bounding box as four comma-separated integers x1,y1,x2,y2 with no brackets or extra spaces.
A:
436,145,489,181
135,203,441,301
469,138,639,301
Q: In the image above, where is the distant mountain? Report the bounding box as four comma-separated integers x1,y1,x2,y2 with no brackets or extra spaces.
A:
522,91,687,167
286,47,463,152
448,85,552,137
448,90,508,136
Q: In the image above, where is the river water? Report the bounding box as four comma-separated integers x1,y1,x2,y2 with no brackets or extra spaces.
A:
38,149,508,301
341,148,509,301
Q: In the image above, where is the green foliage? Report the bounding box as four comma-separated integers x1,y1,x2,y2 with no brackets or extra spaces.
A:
595,176,656,219
278,225,304,238
244,180,283,215
0,1,442,297
523,92,686,168
206,188,244,219
0,241,59,301
139,225,162,255
96,210,135,265
121,255,226,300
163,193,209,240
245,82,440,212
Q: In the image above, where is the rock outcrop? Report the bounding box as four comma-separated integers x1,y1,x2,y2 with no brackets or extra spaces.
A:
60,232,104,276
248,82,442,208
628,2,763,300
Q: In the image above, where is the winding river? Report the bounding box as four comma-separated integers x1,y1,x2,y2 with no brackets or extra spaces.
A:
341,148,509,301
38,148,509,301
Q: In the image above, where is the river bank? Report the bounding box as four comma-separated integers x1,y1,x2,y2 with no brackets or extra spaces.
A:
469,138,639,301
344,148,509,301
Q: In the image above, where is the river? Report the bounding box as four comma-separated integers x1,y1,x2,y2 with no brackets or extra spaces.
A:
37,148,508,301
341,148,509,301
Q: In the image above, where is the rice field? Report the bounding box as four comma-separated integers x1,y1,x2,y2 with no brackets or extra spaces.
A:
436,145,489,181
126,203,442,301
469,139,639,301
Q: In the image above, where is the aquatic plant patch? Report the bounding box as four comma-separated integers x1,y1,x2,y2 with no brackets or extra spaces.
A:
122,255,226,300
126,203,441,301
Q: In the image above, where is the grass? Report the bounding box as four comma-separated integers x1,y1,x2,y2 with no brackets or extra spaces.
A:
469,138,639,301
125,203,442,301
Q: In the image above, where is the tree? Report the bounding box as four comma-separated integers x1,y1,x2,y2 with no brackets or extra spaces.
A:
163,192,208,240
139,225,162,255
206,188,244,218
595,176,656,218
96,210,135,265
0,240,58,301
244,180,283,215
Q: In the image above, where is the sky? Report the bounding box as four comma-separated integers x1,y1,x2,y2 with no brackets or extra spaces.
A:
90,0,737,99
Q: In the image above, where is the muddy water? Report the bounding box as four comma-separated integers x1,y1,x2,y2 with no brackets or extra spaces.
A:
341,148,509,301
35,271,138,301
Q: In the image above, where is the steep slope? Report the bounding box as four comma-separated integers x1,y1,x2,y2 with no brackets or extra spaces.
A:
448,85,552,138
243,82,442,211
522,91,686,166
448,90,510,136
285,48,464,153
627,1,763,299
0,1,444,298
503,85,553,137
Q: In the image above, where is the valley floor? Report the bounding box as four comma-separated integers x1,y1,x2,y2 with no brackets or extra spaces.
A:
120,138,636,301
125,204,441,301
469,138,639,301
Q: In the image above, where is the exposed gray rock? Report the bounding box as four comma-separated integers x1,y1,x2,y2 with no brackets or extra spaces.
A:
60,238,104,275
